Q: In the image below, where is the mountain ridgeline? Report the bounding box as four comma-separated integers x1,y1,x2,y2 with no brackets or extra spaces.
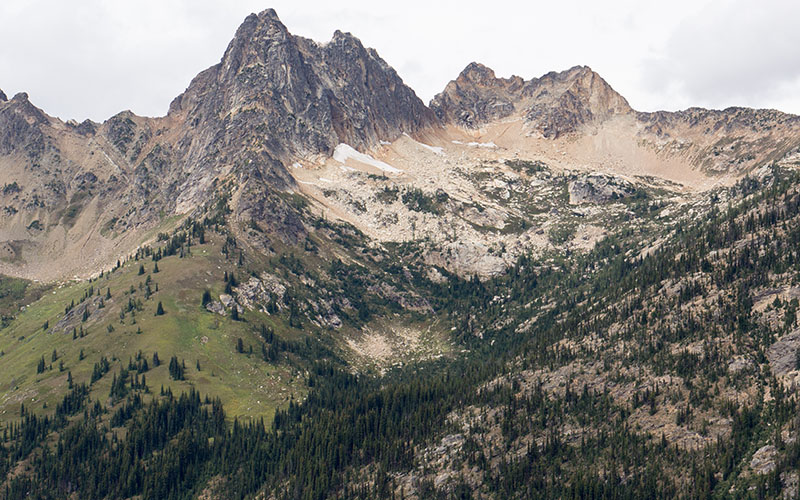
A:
2,9,800,281
3,7,800,500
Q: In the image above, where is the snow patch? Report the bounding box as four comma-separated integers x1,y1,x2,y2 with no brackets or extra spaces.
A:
333,143,402,174
340,165,357,172
319,177,334,183
473,142,497,149
379,140,392,145
452,140,497,149
291,162,302,169
415,140,445,155
423,144,445,155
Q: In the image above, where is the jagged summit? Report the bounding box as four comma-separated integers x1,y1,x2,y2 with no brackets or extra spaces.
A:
170,8,434,154
431,62,632,136
257,7,280,19
456,62,525,89
331,29,357,41
0,89,6,102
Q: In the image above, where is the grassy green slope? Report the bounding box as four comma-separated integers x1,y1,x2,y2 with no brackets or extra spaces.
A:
0,232,306,424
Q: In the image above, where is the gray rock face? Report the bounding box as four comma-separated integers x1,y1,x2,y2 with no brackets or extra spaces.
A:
767,329,800,376
568,173,635,205
0,89,6,102
750,445,778,475
523,66,632,138
50,295,106,334
429,63,522,128
169,9,436,182
205,301,226,316
431,64,632,137
0,92,49,156
233,274,287,312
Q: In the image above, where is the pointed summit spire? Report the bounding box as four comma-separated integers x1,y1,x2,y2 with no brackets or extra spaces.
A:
219,8,294,80
258,8,280,20
457,62,498,85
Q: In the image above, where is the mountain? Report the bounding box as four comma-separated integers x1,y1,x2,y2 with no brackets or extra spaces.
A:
430,63,632,135
3,7,800,500
2,10,799,281
431,61,800,175
0,8,434,281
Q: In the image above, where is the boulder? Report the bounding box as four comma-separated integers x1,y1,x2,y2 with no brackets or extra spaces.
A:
568,173,636,205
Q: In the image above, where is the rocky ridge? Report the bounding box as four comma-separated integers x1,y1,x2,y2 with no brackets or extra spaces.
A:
2,9,800,282
430,62,632,137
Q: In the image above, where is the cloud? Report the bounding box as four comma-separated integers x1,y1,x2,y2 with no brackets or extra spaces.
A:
2,0,799,121
643,0,800,111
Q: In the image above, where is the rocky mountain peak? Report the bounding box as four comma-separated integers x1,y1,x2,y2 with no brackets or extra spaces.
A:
217,8,294,83
519,65,632,137
432,63,631,135
161,8,436,245
429,62,524,127
457,62,496,85
257,7,280,20
537,65,631,113
0,89,6,102
1,91,49,126
456,62,524,91
331,29,357,43
169,8,434,170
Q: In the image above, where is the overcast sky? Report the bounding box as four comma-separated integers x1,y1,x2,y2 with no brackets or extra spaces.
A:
1,0,798,122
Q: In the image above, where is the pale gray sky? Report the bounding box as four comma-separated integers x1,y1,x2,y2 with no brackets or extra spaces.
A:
1,0,798,121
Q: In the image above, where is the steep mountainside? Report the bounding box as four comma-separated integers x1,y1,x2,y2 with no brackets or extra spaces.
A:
0,9,434,281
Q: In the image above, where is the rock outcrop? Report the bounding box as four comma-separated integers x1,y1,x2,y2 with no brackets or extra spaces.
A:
767,328,800,376
568,173,636,205
169,9,436,173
